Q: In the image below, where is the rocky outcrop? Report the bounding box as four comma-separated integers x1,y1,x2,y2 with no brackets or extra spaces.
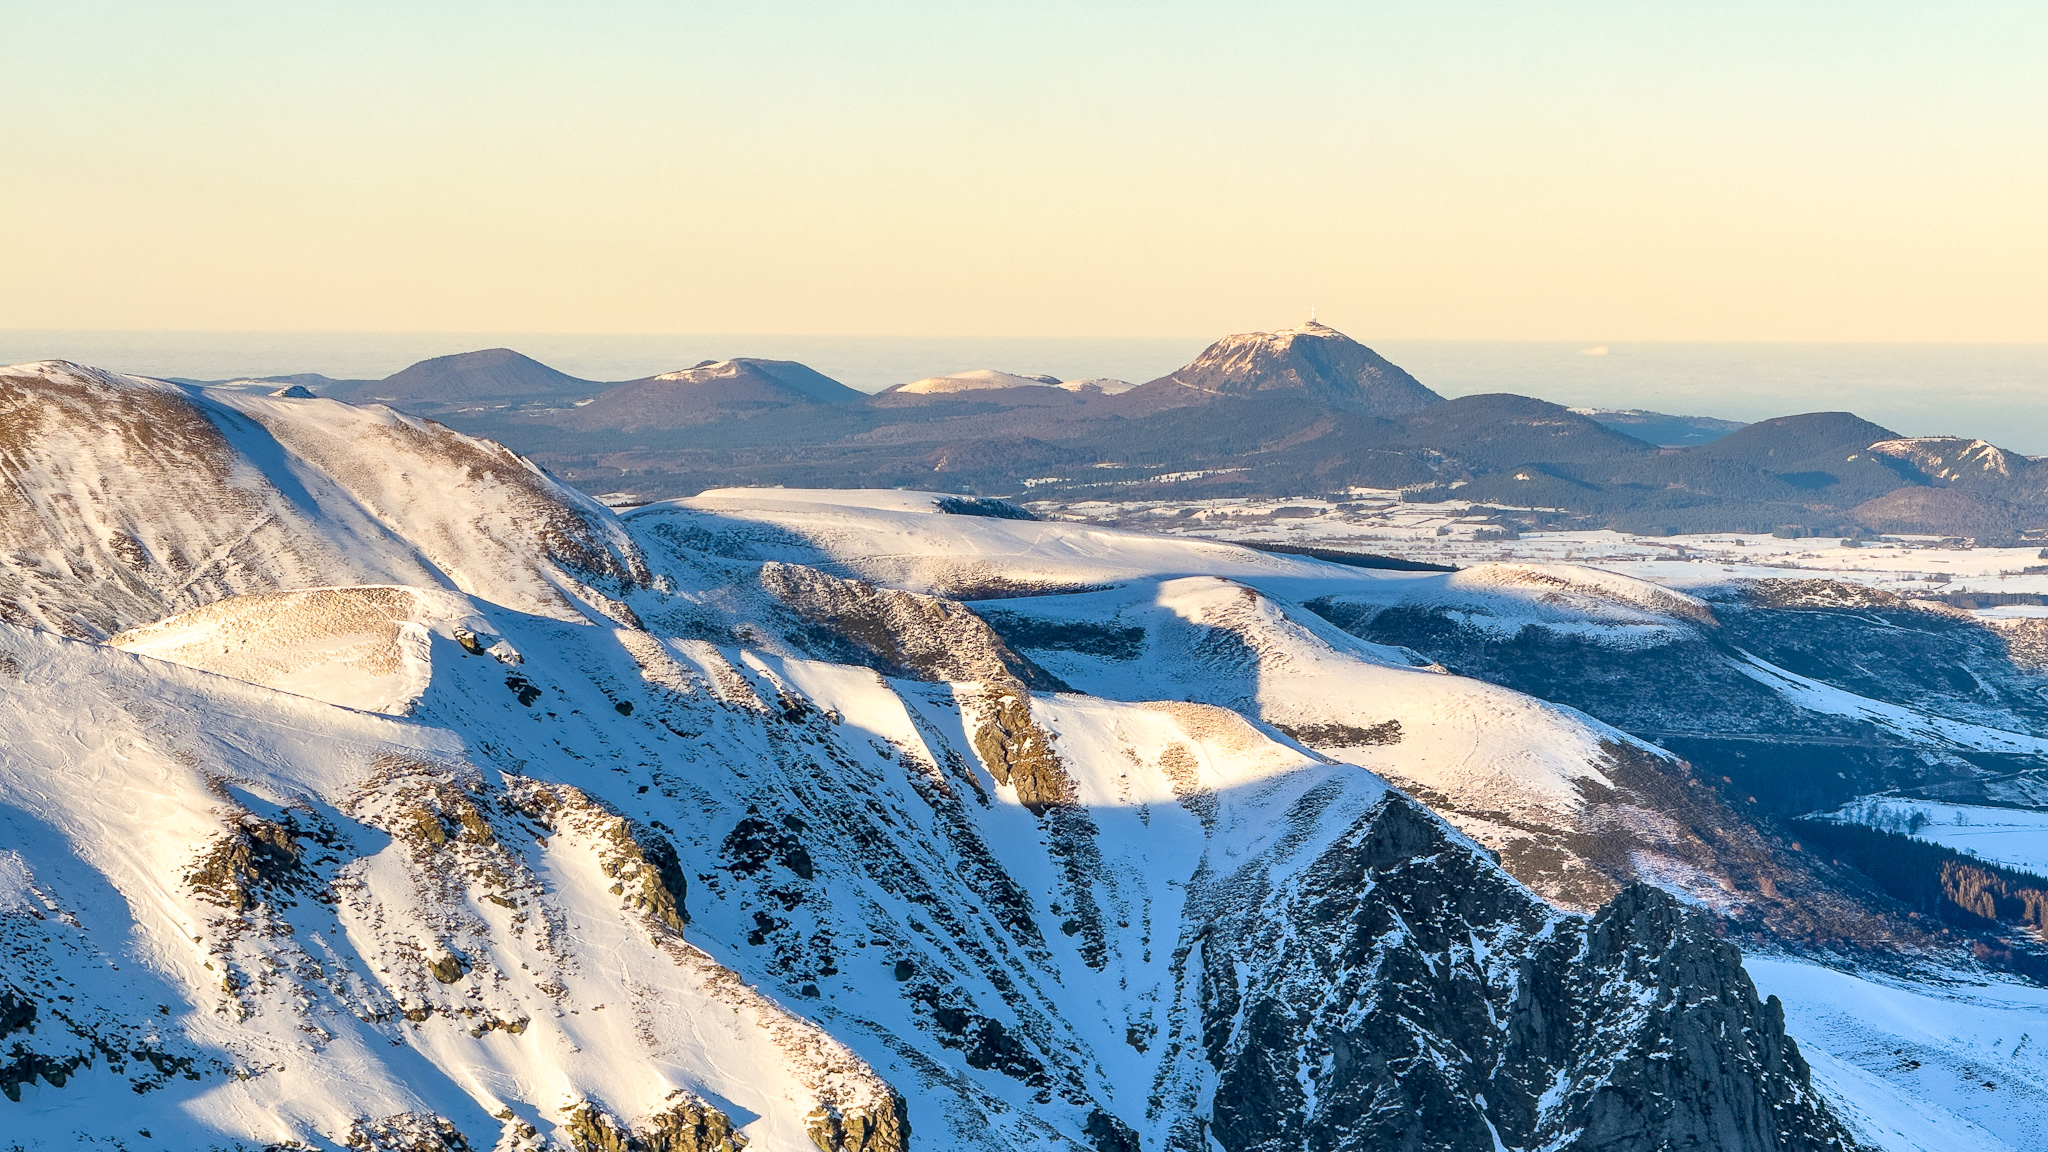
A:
641,1094,750,1152
346,1112,475,1151
750,561,1102,848
1199,796,1860,1152
563,1096,747,1152
184,813,309,913
805,1094,909,1152
504,777,689,934
966,684,1075,816
759,562,1063,689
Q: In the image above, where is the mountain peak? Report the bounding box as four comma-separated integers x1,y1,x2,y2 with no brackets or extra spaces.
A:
567,356,862,431
1142,321,1442,415
1276,318,1341,336
642,357,861,405
357,347,593,404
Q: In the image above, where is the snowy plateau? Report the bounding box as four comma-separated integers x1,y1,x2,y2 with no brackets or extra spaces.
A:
0,359,2042,1151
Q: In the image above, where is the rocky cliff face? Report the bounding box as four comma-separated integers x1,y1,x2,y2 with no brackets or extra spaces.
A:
1200,798,1853,1152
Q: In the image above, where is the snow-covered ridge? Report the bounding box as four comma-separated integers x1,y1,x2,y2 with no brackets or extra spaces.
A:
889,369,1062,394
1,387,1869,1152
1867,437,2028,480
0,360,647,638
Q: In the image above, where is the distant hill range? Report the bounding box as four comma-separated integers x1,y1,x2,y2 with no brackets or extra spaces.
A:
565,358,864,431
1568,407,1745,447
218,323,2048,539
349,347,594,404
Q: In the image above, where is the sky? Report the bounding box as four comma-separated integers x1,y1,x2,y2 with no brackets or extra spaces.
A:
3,1,2045,341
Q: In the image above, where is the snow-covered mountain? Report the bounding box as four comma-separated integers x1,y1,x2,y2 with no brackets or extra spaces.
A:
558,359,866,433
1127,320,1443,415
0,359,1936,1150
881,371,1137,398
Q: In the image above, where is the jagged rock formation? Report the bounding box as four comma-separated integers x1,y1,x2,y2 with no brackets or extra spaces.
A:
1199,797,1853,1152
563,1095,750,1152
806,1097,910,1152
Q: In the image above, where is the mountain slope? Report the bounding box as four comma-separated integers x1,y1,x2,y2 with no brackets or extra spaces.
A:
0,371,1872,1151
0,618,902,1152
0,361,646,637
885,370,1062,395
1572,407,1746,446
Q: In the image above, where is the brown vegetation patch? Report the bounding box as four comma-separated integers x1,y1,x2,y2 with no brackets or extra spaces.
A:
1273,719,1403,747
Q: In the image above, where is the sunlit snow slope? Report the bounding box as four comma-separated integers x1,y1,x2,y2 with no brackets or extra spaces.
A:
0,363,1863,1152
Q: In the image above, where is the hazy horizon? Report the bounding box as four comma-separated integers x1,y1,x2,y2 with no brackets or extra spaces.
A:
10,327,2047,452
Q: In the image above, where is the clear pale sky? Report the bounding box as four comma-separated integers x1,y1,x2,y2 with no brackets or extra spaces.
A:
4,1,2043,340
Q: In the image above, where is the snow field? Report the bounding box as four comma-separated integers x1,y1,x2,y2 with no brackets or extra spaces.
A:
1749,958,2048,1152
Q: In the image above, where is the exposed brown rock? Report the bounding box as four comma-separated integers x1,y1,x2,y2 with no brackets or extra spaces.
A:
184,814,306,913
345,1112,474,1152
562,1096,747,1152
759,562,1062,689
968,685,1074,817
506,778,689,934
805,1094,909,1152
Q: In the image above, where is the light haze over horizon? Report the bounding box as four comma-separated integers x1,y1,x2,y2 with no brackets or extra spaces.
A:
7,328,2048,453
5,2,2045,341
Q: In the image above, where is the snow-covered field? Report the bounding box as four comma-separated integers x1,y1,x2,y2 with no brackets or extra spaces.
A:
1044,488,2048,600
1817,798,2048,876
1750,958,2048,1152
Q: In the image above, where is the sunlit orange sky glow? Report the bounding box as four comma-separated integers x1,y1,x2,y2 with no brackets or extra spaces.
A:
4,1,2044,341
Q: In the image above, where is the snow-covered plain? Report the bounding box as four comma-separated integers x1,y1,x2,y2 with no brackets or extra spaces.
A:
1816,798,2048,876
1045,488,2048,601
